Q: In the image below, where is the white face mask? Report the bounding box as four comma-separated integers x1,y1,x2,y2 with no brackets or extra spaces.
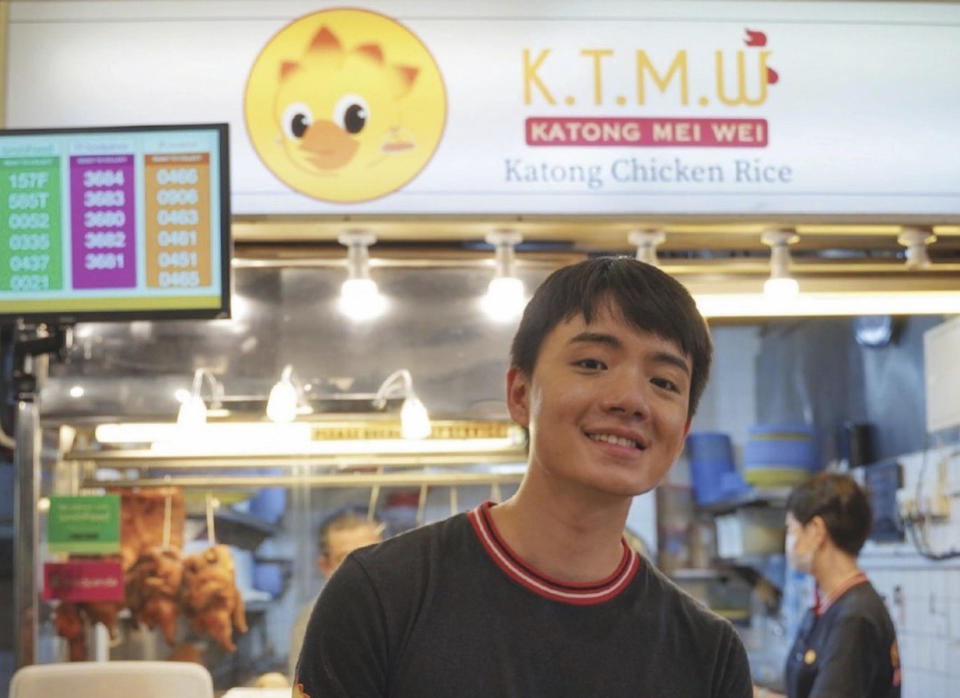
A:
785,529,814,574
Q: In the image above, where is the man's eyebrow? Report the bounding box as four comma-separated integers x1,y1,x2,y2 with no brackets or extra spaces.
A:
568,331,622,349
652,351,691,376
568,332,691,375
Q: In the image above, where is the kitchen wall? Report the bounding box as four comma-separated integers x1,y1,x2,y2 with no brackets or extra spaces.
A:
858,446,960,698
749,313,960,697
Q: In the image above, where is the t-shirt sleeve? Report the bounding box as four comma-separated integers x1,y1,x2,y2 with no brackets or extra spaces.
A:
809,615,878,697
293,555,390,698
713,622,753,698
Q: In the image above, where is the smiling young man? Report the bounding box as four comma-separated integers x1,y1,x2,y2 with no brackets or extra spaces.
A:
294,257,752,698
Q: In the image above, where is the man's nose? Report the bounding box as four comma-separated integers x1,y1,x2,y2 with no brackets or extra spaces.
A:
599,375,650,418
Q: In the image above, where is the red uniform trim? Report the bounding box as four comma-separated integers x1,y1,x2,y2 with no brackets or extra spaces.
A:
467,501,639,606
814,572,869,617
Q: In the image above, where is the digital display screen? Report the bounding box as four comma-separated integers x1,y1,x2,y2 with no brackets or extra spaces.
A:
0,123,230,322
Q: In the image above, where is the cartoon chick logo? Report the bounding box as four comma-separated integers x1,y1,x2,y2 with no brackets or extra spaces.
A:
244,9,447,203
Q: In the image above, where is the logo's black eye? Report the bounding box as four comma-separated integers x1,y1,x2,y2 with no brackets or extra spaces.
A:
333,94,370,135
343,104,367,134
291,113,310,137
281,102,313,140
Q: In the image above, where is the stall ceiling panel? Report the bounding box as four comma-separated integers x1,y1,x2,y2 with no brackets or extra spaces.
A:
6,1,960,216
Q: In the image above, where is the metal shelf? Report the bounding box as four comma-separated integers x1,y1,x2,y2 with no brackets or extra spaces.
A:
187,509,281,549
698,487,792,514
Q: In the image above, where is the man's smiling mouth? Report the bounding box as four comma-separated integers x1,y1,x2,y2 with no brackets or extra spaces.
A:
585,432,647,450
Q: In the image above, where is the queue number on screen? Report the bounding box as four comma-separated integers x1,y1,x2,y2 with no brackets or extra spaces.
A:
8,212,51,229
84,189,125,207
84,252,125,270
8,274,50,291
9,254,50,273
157,230,197,247
84,232,126,249
158,271,200,288
8,172,49,190
83,169,124,188
8,233,51,251
8,192,51,209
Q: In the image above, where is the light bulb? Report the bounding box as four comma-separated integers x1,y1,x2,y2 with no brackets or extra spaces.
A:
177,394,207,427
339,278,387,321
480,276,526,322
401,393,431,440
266,376,298,423
763,277,800,299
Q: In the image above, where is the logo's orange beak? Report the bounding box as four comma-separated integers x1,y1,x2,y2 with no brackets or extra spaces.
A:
298,120,360,169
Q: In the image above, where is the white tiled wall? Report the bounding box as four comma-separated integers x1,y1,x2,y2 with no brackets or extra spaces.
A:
858,447,960,698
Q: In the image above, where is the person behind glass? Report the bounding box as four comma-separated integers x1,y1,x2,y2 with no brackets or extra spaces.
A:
294,257,752,697
754,473,901,698
287,506,384,679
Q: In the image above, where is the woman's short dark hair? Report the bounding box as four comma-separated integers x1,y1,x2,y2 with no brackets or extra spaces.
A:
787,473,873,556
509,256,713,417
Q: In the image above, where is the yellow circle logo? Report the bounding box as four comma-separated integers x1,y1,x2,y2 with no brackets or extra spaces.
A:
244,9,447,203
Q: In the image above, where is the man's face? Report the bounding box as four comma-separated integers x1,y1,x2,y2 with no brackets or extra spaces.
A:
318,522,384,577
507,303,692,498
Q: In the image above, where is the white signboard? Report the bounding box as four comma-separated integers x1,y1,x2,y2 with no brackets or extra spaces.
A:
6,1,960,215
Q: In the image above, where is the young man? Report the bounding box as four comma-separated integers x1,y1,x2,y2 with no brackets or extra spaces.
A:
288,507,384,679
295,257,752,697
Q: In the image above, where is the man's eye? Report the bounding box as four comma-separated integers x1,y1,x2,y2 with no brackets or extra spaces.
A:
575,359,606,370
652,377,680,393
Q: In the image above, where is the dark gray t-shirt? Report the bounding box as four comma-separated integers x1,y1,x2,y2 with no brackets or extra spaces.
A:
296,502,752,697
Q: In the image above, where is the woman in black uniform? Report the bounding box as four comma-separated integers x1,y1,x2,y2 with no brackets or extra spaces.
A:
754,473,901,698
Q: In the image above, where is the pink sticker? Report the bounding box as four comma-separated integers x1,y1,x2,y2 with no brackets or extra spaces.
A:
43,560,124,602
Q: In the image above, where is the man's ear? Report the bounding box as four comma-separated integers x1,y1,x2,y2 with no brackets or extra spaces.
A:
506,366,531,428
317,555,333,578
808,515,829,548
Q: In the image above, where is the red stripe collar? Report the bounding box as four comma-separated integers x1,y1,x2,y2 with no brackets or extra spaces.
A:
467,501,640,606
814,571,869,617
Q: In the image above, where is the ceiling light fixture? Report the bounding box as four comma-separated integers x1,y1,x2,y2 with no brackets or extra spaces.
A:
480,231,526,322
373,369,431,440
177,368,223,428
628,229,666,266
338,230,387,321
897,227,936,269
761,229,800,299
266,364,302,423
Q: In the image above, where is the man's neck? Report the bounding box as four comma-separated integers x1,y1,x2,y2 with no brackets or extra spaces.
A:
488,472,633,583
815,547,862,599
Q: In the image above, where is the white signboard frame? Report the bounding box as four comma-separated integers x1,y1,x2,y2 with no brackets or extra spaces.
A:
6,1,960,216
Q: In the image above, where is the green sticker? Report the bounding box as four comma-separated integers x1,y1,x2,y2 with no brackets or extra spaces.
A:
0,157,63,292
48,494,120,554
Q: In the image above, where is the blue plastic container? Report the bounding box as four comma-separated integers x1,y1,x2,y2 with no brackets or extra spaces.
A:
686,432,736,505
744,424,818,470
249,487,287,524
252,561,285,597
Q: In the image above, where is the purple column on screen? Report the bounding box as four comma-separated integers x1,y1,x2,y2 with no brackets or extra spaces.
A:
70,155,136,289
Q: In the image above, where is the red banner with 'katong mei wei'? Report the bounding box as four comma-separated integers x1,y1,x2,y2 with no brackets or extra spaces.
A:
526,117,767,147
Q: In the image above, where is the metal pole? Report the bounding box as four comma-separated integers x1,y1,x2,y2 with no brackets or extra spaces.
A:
13,398,40,668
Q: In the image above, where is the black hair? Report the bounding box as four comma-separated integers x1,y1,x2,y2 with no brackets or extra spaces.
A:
787,472,873,556
509,256,713,416
316,505,381,556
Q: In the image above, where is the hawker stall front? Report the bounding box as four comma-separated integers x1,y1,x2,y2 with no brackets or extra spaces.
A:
2,2,960,696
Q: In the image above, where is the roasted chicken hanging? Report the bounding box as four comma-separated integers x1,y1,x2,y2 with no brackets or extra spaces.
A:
54,602,86,662
181,544,247,652
126,546,184,645
116,488,185,571
53,600,124,661
78,600,122,639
